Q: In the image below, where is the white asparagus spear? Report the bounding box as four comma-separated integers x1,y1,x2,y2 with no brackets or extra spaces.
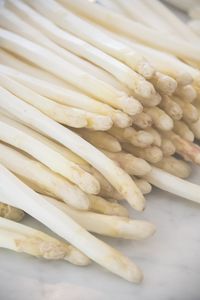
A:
88,195,128,217
0,203,24,221
0,114,100,195
132,112,152,129
0,217,89,265
2,3,155,97
175,85,197,103
0,165,143,283
145,167,200,205
0,90,145,211
145,128,162,147
0,29,142,115
144,107,174,131
153,157,192,179
160,138,176,157
164,131,200,165
173,120,195,143
102,151,152,176
173,97,199,123
24,0,155,79
0,142,90,210
57,0,200,62
188,117,200,139
150,72,177,96
108,127,154,148
133,178,152,195
44,196,156,240
0,64,132,128
159,96,183,121
74,129,121,153
122,143,163,164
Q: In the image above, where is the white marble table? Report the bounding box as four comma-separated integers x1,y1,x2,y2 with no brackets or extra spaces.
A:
0,164,199,300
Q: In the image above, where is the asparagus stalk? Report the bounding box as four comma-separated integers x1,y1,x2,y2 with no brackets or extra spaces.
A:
108,126,154,148
0,217,89,265
144,107,174,131
0,165,143,283
145,167,200,205
74,129,121,153
173,120,195,143
122,143,163,164
159,96,183,121
160,138,176,157
133,178,152,195
102,151,152,176
153,157,192,179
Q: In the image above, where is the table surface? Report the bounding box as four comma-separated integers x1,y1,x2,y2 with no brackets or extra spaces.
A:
0,2,200,300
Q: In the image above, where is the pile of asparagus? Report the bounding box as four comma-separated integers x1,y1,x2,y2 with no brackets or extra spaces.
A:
0,0,200,283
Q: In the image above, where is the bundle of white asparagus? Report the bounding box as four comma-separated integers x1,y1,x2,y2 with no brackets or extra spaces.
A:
0,0,200,283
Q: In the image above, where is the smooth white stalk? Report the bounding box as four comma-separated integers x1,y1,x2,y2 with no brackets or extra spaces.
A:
146,167,200,204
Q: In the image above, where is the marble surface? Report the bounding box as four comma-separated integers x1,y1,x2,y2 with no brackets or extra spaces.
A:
0,165,200,300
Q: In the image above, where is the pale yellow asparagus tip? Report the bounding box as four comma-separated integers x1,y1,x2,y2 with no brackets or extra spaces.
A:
132,112,152,129
112,110,133,128
122,96,143,115
134,179,152,195
89,195,129,217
